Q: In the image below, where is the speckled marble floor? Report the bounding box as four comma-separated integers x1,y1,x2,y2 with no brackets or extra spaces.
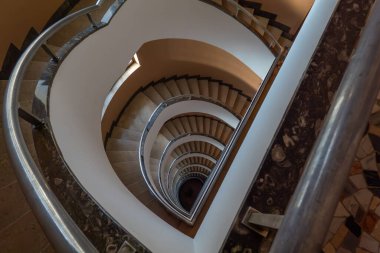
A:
222,0,376,252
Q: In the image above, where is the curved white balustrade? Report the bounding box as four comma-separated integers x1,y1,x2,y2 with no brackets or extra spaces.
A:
49,0,338,251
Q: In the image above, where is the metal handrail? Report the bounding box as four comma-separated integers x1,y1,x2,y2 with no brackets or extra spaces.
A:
3,1,108,252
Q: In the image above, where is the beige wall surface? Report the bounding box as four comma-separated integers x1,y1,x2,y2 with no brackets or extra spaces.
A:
0,0,63,67
102,38,263,138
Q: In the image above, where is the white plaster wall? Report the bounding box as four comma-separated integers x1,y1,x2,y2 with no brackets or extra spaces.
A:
49,0,338,252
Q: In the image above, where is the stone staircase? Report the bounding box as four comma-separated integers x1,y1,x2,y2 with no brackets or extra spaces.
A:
210,0,294,49
105,75,251,235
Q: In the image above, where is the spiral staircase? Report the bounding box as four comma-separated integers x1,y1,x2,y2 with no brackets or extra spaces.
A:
2,0,380,252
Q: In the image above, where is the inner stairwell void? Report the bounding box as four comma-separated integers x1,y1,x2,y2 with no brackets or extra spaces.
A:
3,0,380,252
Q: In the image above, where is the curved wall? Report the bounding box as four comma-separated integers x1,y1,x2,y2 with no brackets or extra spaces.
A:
101,38,262,138
49,0,337,252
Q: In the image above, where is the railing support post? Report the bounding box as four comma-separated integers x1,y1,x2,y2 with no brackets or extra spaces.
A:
86,13,97,28
41,44,59,63
270,1,380,252
18,107,44,129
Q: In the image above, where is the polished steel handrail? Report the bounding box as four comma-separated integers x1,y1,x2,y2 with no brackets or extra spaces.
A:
2,1,108,252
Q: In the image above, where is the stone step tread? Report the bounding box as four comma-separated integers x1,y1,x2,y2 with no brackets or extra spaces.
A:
111,127,141,140
106,138,139,151
154,82,173,100
164,79,182,96
106,150,139,163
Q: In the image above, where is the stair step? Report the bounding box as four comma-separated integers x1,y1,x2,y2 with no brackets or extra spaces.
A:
165,121,181,137
165,79,181,96
196,117,204,133
189,116,198,132
202,117,210,136
111,127,142,141
176,78,191,95
117,116,146,130
188,78,200,95
226,89,239,110
222,0,237,15
160,126,175,140
209,81,219,101
198,79,209,97
240,100,251,117
120,93,157,123
33,44,61,61
237,7,255,26
233,95,248,115
252,16,270,36
112,161,140,173
24,61,48,80
266,25,283,41
144,85,165,105
106,138,139,151
278,36,293,48
218,84,229,104
107,150,139,163
154,82,173,100
116,167,144,187
136,190,155,206
172,118,186,134
128,179,148,196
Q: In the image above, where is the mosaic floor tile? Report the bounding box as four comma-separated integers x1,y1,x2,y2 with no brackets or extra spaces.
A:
368,134,380,153
370,219,380,242
337,248,351,253
332,225,349,249
351,161,364,175
323,243,336,253
343,231,360,250
343,196,361,217
330,217,348,234
356,135,375,159
355,190,374,212
363,171,380,188
369,197,380,211
335,202,351,217
359,233,379,253
361,154,378,172
350,174,368,190
356,248,370,253
345,216,362,237
361,213,377,234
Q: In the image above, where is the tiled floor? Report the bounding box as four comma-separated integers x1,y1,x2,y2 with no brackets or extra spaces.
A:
323,101,380,253
0,80,51,252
